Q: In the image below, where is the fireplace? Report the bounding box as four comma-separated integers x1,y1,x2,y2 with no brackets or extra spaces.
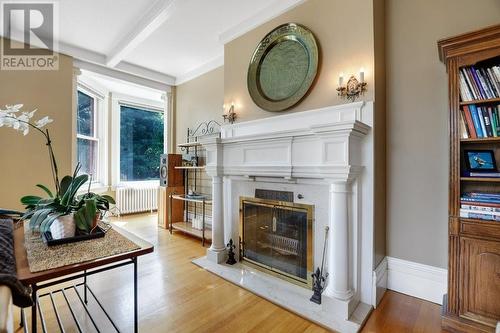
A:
195,102,375,331
239,197,313,287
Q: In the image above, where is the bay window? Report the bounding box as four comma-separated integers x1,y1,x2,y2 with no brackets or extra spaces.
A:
119,104,164,182
76,84,107,187
77,89,99,179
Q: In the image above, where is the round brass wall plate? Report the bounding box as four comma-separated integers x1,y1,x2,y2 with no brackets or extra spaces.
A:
247,23,319,112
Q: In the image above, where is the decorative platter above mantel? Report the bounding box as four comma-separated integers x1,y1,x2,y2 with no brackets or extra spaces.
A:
247,23,319,112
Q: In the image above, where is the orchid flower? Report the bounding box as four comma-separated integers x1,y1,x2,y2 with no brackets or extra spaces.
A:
0,104,59,193
35,116,53,128
0,105,52,135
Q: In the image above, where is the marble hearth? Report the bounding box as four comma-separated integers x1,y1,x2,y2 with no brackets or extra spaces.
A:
194,101,375,333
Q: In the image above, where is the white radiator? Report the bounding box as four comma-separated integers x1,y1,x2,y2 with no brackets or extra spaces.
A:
116,184,159,215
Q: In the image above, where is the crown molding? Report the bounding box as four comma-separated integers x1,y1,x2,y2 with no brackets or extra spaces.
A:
175,54,224,85
219,0,306,45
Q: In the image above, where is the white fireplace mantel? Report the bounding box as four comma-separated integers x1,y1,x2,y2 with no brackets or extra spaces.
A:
196,101,376,333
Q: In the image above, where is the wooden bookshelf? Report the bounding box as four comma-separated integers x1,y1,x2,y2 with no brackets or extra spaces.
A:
438,24,500,332
460,137,500,143
460,177,500,182
459,97,500,106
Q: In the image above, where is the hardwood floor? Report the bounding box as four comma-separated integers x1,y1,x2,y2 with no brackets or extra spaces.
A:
15,213,447,333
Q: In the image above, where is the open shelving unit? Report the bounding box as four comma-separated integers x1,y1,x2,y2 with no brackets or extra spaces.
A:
438,24,500,332
169,120,221,247
169,194,212,246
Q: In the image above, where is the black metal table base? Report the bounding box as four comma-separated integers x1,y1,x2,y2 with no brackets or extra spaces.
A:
22,258,138,333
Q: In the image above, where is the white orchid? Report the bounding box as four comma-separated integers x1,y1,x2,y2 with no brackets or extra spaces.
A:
1,103,60,193
35,116,53,129
5,104,23,113
0,104,52,135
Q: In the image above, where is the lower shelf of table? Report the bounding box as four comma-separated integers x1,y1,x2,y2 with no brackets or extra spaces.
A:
171,221,212,240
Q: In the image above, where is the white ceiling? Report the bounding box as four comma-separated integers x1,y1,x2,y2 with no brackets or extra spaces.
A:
50,0,305,87
58,0,158,55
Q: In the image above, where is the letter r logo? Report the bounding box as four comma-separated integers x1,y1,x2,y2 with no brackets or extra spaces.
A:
2,2,54,56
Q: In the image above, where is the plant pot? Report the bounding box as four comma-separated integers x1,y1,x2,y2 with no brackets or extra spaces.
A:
92,212,101,230
49,214,76,240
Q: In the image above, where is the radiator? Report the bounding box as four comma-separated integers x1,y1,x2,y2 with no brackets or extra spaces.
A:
116,184,159,215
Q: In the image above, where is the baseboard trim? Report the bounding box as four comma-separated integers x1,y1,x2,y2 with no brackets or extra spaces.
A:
372,257,387,307
373,256,447,305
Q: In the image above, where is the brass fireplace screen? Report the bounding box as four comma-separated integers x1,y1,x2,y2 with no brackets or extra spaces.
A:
239,197,313,287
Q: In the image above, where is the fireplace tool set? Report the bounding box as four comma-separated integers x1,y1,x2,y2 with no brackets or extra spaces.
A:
310,226,329,304
226,239,237,265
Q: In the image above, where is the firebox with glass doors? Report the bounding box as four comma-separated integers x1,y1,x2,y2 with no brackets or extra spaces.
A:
239,197,314,288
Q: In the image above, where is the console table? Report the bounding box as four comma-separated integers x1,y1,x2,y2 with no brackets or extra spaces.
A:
14,224,154,333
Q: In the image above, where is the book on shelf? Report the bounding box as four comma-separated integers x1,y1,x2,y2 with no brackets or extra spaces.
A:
462,171,500,178
459,111,469,138
459,65,500,102
461,104,500,138
461,193,500,204
461,192,500,221
461,200,500,208
460,209,500,221
461,204,500,213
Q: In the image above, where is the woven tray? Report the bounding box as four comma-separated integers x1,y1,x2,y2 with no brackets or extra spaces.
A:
25,225,140,273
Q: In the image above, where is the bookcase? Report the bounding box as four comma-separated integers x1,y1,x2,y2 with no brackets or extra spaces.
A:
438,25,500,332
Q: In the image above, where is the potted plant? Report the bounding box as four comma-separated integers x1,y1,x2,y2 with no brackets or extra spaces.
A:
22,163,115,240
0,104,115,242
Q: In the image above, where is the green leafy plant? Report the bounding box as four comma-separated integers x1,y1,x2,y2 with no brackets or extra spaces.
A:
2,105,115,237
21,164,115,235
74,191,115,233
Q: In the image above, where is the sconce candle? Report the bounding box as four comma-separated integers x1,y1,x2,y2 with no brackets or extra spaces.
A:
222,102,237,124
336,69,367,102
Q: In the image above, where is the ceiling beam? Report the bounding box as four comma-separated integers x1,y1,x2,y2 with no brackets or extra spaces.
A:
74,59,172,92
106,0,178,67
59,41,175,87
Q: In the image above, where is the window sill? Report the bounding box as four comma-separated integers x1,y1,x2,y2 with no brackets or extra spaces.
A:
77,183,110,195
112,180,159,190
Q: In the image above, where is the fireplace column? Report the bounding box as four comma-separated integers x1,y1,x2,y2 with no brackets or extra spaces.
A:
201,137,227,264
325,182,353,301
207,175,226,263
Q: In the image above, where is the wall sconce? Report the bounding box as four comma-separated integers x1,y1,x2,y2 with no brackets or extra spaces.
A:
336,68,367,102
222,102,237,124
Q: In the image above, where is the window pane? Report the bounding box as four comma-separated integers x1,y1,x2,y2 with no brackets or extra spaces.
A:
77,91,95,137
77,138,98,179
120,105,164,181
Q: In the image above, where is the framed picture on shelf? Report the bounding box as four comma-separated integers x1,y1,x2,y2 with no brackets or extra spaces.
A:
464,149,497,172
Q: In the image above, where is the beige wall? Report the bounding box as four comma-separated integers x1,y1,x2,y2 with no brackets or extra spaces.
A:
386,0,500,268
373,0,386,267
175,66,224,148
224,0,387,268
0,44,73,210
171,0,387,268
224,0,376,122
175,67,224,217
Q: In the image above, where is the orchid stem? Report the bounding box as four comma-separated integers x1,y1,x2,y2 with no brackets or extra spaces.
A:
6,116,60,195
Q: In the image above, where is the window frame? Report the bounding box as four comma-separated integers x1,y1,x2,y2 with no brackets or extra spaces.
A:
111,93,166,187
76,82,108,189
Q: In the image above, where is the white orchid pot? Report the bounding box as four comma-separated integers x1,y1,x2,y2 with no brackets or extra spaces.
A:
49,213,76,239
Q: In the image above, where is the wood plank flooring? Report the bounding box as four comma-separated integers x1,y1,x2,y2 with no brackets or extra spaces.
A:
14,213,447,332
